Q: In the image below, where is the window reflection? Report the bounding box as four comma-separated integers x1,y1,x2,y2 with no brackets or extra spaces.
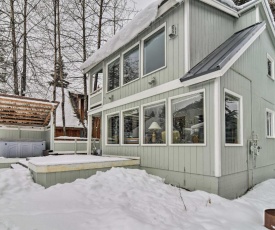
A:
123,45,139,84
123,109,139,144
143,102,166,144
107,114,119,144
171,93,204,144
143,28,165,75
107,58,120,91
225,93,240,144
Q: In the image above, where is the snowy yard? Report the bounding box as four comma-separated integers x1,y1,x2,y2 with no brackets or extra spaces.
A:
0,167,273,230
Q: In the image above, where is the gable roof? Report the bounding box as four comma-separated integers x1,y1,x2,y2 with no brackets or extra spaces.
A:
180,22,266,84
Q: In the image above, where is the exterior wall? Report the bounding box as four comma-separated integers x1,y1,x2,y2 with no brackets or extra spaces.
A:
102,81,216,180
0,127,45,140
189,0,234,69
219,23,275,197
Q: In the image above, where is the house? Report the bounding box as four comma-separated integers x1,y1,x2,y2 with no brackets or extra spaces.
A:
81,0,275,199
55,88,86,138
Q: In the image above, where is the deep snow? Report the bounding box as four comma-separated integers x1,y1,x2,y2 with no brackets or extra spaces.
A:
0,166,273,230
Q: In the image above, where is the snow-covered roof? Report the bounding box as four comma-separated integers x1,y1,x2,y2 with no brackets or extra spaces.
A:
80,0,162,73
81,0,275,73
55,88,83,128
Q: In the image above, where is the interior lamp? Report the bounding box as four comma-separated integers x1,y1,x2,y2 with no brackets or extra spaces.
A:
148,121,161,143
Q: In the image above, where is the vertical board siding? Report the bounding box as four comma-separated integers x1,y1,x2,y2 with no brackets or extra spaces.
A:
103,81,215,176
100,4,185,105
190,0,234,69
221,27,275,176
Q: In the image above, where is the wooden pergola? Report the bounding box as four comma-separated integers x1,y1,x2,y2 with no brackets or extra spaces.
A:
0,94,59,127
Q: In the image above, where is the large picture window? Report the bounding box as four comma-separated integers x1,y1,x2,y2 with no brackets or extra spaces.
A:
107,114,119,144
171,92,204,144
123,108,139,144
266,109,275,138
143,27,165,76
107,58,120,91
123,45,139,85
143,101,166,144
225,91,242,144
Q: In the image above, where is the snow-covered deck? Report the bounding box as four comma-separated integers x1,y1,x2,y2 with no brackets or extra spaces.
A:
28,155,140,173
27,155,140,187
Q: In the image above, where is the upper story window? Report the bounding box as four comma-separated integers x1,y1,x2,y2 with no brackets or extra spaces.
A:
224,89,243,145
90,69,102,94
107,57,120,92
267,53,274,80
170,91,205,145
123,44,139,85
143,26,166,76
266,109,275,138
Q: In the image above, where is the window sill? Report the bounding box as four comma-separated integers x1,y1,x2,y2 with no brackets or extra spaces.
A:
225,143,243,147
142,65,166,78
266,136,275,139
141,143,167,147
107,86,120,94
169,143,206,147
267,74,274,80
122,77,140,87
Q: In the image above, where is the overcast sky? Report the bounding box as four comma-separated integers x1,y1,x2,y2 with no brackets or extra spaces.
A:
135,0,156,10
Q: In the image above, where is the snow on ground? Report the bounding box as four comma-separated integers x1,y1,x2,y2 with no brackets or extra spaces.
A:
0,167,273,230
28,155,131,166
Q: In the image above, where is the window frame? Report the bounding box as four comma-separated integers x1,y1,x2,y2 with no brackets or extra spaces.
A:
141,99,167,146
121,42,140,87
120,106,140,146
106,55,121,93
267,53,274,80
105,112,120,146
141,23,167,78
224,89,243,147
266,108,275,138
168,89,206,146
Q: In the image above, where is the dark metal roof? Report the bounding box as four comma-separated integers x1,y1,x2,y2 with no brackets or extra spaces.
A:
180,22,265,82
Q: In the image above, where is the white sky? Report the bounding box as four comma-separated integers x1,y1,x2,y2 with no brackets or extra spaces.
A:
135,0,156,10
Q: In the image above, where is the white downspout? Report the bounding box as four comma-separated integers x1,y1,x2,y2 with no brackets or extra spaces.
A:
87,115,92,155
184,0,190,73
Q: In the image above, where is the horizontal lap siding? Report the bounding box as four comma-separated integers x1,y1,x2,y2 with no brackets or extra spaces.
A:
103,81,215,177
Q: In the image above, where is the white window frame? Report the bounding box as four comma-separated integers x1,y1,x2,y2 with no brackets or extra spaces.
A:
141,23,167,78
105,111,120,146
267,53,274,80
89,67,103,95
120,106,140,146
121,42,140,87
141,99,167,146
106,55,121,93
224,89,243,147
168,89,206,146
266,108,275,138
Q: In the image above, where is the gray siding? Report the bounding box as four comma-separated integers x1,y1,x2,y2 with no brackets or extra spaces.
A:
102,81,216,177
89,92,102,108
220,26,275,179
100,3,185,105
190,0,234,69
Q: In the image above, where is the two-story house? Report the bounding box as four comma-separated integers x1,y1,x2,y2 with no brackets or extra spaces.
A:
81,0,275,199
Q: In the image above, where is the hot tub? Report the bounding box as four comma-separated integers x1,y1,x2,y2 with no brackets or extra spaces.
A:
0,139,46,158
